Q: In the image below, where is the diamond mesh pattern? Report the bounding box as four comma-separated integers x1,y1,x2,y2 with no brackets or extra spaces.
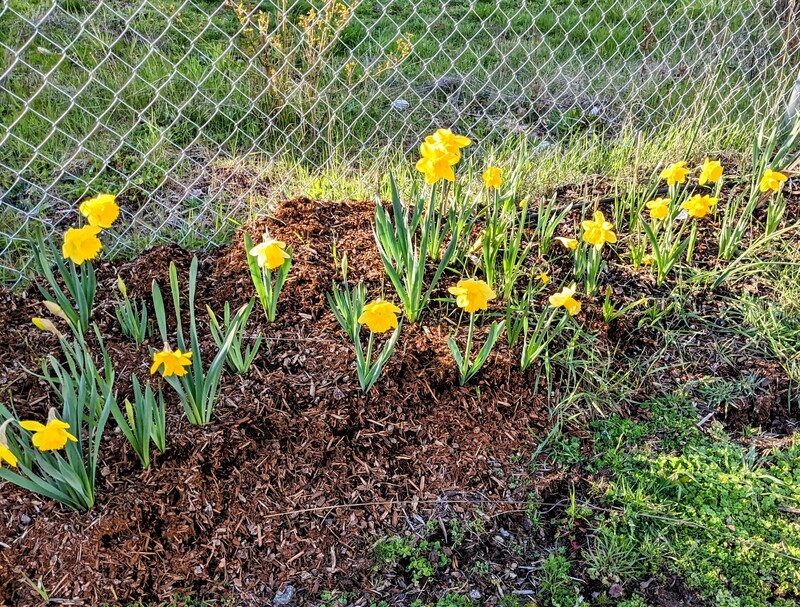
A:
1,0,798,285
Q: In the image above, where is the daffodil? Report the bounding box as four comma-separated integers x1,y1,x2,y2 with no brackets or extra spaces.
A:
681,194,718,219
581,211,617,249
448,278,496,313
642,254,653,266
548,283,581,316
759,168,788,193
538,272,550,284
43,301,68,321
249,237,290,270
358,299,401,333
555,236,578,251
424,128,471,160
660,161,690,186
482,166,503,190
415,141,458,185
32,317,62,338
62,225,102,265
151,344,193,377
79,193,120,228
645,197,671,220
698,159,723,185
0,420,17,468
19,417,77,452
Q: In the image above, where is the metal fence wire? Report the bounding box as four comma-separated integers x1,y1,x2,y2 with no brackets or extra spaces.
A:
1,0,799,285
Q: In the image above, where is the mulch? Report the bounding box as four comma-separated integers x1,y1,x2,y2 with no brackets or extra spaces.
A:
0,186,797,606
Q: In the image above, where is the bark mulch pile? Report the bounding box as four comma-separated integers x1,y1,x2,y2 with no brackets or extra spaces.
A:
0,190,796,606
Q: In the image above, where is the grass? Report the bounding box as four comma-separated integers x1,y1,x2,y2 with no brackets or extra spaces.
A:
1,0,798,285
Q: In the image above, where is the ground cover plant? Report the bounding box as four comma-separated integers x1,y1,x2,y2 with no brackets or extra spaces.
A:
0,108,799,607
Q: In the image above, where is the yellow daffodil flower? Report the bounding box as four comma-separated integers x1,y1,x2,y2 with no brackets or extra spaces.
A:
249,237,290,270
645,197,671,220
482,166,503,190
538,272,550,284
415,141,459,185
358,299,401,333
448,278,496,313
0,444,16,468
681,194,718,219
759,168,788,193
0,420,17,468
424,128,471,160
32,317,62,338
151,344,193,377
555,236,578,251
642,254,653,266
19,418,77,452
79,193,120,228
660,161,690,186
698,159,723,185
581,211,617,249
549,283,581,316
62,225,102,265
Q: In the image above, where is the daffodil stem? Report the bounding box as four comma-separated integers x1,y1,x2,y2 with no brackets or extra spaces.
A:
463,313,475,381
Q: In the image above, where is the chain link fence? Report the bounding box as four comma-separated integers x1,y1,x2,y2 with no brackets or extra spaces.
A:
1,0,798,285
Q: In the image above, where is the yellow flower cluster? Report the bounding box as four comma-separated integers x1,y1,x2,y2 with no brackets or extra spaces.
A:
62,193,119,265
415,128,471,185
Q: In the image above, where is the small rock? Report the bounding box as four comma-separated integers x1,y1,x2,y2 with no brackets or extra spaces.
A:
469,589,481,600
534,140,552,154
20,514,31,526
274,585,296,606
392,99,410,110
194,565,204,575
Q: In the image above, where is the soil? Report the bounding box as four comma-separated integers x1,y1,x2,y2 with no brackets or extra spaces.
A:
0,185,796,606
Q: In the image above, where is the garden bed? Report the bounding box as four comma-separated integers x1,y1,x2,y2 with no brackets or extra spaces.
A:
0,186,798,606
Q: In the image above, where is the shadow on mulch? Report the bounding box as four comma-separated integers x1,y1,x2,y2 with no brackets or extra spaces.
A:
0,190,795,605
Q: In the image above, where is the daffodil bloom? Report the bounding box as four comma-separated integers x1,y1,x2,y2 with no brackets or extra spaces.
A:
43,300,68,321
642,254,653,266
249,237,290,270
424,128,471,160
448,278,496,313
759,168,788,193
482,166,503,190
151,345,193,377
0,444,16,467
660,161,690,186
0,420,17,468
698,159,723,185
19,418,77,452
548,283,581,316
358,299,401,333
581,211,617,249
681,194,718,219
645,197,671,220
415,141,459,185
555,236,578,251
32,317,62,338
79,193,119,228
62,225,102,265
538,272,550,284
